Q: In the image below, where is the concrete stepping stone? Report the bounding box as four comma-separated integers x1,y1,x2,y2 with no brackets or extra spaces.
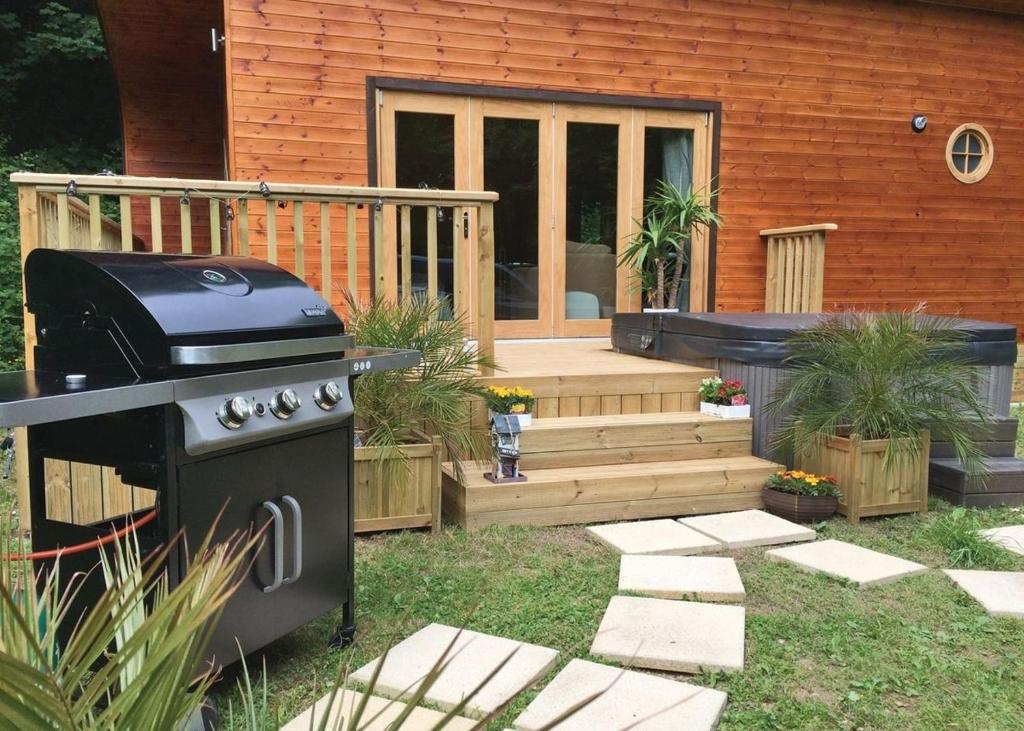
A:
513,658,727,730
978,525,1024,556
586,519,722,555
944,569,1024,619
678,509,816,549
349,623,559,718
765,539,928,587
590,596,745,674
619,555,745,602
279,689,476,731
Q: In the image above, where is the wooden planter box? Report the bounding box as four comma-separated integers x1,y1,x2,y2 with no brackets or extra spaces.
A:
797,431,929,523
354,432,442,533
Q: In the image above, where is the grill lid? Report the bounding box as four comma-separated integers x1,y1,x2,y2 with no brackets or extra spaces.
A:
25,249,347,376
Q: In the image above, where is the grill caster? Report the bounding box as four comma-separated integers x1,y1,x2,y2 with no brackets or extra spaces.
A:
329,623,356,649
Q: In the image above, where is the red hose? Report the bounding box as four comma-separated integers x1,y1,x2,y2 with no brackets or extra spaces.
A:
3,508,159,561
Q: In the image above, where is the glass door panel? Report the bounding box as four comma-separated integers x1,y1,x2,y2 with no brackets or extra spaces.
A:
642,126,695,311
634,109,711,312
485,117,540,322
394,111,455,304
564,122,618,321
555,105,630,337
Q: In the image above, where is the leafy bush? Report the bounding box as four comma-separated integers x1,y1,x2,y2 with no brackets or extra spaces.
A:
0,2,121,372
346,294,497,485
770,309,992,480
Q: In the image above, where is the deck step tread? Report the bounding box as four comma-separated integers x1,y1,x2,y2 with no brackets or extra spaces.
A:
526,412,748,429
446,455,780,487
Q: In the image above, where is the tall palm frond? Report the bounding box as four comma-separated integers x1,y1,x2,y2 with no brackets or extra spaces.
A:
0,520,259,730
344,292,498,487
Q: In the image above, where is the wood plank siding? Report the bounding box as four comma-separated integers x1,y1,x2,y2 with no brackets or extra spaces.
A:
111,0,1024,328
98,0,227,252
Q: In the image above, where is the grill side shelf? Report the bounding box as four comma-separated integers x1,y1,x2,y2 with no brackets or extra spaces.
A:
0,371,174,427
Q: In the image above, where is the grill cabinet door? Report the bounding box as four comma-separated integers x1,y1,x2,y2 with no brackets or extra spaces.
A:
177,427,351,666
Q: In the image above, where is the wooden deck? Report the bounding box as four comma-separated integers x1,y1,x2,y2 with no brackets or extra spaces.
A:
482,339,715,418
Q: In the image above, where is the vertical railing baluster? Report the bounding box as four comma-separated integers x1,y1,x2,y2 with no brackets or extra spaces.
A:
119,195,133,251
238,199,250,256
293,200,305,280
266,201,277,264
209,199,221,255
88,195,102,249
346,203,358,296
149,197,162,253
320,202,331,298
400,205,412,302
426,205,438,303
180,197,192,254
452,205,463,322
373,203,384,297
56,193,71,249
477,202,496,376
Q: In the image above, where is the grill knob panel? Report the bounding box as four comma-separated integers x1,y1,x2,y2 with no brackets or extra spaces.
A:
270,388,302,419
314,381,343,411
218,396,253,429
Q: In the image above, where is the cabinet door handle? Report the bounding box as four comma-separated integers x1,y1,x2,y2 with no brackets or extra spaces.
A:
261,500,285,594
281,495,303,584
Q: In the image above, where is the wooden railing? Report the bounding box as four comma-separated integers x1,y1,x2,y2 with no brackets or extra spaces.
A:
12,172,498,370
761,223,838,313
11,172,498,527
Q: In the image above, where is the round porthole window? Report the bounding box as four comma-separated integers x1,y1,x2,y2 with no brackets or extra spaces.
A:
946,124,993,184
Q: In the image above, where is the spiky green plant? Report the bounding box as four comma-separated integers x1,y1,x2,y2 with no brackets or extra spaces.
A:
618,180,721,310
769,308,992,480
0,520,259,730
345,293,497,486
648,180,722,310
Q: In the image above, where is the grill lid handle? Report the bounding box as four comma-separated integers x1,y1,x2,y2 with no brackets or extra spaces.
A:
171,335,354,367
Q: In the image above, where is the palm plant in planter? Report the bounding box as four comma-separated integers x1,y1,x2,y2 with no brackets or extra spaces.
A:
769,309,991,523
618,181,721,312
346,294,496,532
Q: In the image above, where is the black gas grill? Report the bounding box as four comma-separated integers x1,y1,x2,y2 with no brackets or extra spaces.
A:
0,249,418,665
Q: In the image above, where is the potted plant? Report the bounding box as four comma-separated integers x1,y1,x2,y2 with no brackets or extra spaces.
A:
698,377,750,418
485,385,536,427
346,293,495,533
769,309,991,523
618,180,721,312
762,469,841,522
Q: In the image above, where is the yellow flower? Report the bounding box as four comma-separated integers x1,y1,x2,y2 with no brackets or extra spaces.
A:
806,477,820,486
511,403,526,413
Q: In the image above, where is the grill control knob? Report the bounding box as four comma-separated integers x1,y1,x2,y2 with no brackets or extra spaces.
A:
218,396,252,429
314,381,343,411
270,388,302,419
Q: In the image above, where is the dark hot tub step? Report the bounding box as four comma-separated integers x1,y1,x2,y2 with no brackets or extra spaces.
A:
929,456,1024,507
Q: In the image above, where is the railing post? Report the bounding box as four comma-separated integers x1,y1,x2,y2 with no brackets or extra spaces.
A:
476,202,496,377
15,184,41,526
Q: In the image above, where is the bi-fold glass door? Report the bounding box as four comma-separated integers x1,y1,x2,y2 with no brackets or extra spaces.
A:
377,90,713,338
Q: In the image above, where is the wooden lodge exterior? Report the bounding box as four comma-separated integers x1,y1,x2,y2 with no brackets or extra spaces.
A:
96,0,1024,333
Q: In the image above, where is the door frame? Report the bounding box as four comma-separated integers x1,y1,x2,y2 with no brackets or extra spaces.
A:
368,78,723,327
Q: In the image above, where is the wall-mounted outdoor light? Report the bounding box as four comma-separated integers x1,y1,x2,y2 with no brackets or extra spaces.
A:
911,115,928,133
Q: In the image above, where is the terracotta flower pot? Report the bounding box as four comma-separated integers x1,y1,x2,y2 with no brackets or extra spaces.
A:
762,486,838,523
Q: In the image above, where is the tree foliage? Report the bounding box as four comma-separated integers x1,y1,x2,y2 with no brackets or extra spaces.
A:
0,2,120,371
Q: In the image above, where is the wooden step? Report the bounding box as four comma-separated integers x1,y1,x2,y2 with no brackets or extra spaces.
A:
518,412,753,469
442,455,783,530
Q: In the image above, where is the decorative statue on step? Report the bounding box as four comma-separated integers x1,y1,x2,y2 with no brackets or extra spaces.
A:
485,413,527,483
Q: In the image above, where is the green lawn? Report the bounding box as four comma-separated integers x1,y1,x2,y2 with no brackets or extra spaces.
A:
210,502,1024,730
3,456,1023,729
